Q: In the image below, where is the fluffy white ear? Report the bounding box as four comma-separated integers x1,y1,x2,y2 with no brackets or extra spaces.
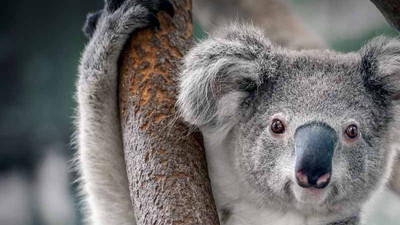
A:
177,24,277,132
360,36,400,101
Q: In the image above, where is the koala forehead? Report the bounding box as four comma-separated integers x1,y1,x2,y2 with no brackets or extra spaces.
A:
253,50,386,128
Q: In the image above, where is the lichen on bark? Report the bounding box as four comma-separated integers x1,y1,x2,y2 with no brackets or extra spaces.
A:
118,0,220,224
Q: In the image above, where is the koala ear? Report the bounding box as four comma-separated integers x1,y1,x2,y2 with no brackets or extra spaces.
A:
360,36,400,101
178,24,276,132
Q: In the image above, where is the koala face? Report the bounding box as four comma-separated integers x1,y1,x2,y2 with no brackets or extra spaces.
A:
178,25,400,215
232,50,395,213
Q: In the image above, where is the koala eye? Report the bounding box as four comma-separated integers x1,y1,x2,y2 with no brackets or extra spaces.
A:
345,124,358,139
271,119,285,134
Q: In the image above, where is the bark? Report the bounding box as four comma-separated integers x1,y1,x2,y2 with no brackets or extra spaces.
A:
118,0,219,224
370,0,400,32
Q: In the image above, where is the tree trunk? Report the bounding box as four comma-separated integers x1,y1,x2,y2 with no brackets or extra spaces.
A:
118,0,220,224
370,0,400,32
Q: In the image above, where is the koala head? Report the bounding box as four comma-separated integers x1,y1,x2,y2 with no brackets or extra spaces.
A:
178,25,400,214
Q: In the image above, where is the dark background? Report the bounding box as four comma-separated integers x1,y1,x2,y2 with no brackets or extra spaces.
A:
0,1,102,224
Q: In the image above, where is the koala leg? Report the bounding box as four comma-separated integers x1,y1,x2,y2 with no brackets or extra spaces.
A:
76,1,173,224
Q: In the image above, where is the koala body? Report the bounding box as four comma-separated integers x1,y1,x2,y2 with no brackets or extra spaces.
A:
76,1,400,224
178,25,400,225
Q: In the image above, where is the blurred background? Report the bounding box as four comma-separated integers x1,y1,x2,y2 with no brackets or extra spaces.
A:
0,0,399,224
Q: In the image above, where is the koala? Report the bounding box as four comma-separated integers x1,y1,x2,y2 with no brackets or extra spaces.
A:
178,25,400,225
76,0,173,224
76,0,400,225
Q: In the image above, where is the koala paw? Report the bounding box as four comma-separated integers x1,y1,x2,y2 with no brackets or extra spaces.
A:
83,0,174,39
83,9,103,38
106,0,174,17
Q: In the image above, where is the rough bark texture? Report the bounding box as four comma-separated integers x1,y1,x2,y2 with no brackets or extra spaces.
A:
118,0,220,224
370,0,400,32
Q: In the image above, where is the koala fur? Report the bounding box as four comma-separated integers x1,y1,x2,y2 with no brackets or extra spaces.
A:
76,0,173,224
178,25,400,225
76,0,400,224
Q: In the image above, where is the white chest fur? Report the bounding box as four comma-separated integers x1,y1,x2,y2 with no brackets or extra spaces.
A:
202,133,318,225
225,202,306,225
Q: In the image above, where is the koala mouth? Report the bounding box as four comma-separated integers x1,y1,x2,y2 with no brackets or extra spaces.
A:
291,182,332,204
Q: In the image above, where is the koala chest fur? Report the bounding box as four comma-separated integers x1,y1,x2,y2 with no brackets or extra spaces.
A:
203,133,307,225
203,133,357,225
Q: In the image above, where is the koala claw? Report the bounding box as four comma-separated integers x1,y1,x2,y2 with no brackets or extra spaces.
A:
147,13,161,29
106,0,174,16
105,0,124,13
159,0,175,17
83,9,103,38
83,0,174,38
147,0,175,28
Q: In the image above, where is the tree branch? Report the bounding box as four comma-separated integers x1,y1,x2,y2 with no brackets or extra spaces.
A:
370,0,400,32
118,0,220,224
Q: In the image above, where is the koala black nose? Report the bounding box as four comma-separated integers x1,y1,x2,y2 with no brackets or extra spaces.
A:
296,169,331,189
294,122,337,189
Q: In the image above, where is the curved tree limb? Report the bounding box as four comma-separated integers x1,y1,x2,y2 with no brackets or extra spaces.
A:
118,0,220,224
370,0,400,32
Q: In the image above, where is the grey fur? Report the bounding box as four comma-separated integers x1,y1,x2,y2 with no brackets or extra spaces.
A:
327,216,360,225
75,0,172,224
83,10,103,38
177,24,400,225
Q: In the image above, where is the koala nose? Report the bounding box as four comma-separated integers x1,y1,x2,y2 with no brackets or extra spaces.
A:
294,122,337,189
296,170,331,189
